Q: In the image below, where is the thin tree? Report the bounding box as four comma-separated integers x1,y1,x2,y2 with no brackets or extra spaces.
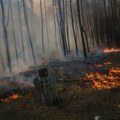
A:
58,0,68,56
17,0,25,63
22,0,36,64
0,0,12,72
40,0,44,52
76,0,87,58
70,0,78,55
10,0,19,65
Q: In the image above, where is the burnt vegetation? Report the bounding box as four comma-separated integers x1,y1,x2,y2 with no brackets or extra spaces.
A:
0,0,120,120
54,0,120,57
0,0,120,72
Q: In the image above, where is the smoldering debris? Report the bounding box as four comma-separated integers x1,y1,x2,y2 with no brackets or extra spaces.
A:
0,51,120,94
0,71,36,94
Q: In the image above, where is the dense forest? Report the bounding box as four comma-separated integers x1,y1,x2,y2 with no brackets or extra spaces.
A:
0,0,120,74
0,1,120,120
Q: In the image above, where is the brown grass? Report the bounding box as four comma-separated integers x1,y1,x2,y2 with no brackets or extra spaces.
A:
0,86,120,120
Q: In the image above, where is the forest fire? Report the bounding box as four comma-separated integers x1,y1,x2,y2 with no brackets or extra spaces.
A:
104,48,120,53
85,67,120,89
0,93,22,103
104,61,112,65
94,61,112,68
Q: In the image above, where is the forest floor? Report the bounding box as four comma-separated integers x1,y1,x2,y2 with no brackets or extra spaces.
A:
0,52,120,120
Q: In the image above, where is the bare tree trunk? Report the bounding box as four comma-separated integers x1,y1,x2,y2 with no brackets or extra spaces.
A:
70,0,78,55
65,1,70,54
53,0,58,50
0,0,12,72
30,0,37,63
55,1,63,51
80,0,89,53
22,0,36,64
58,0,68,56
17,0,25,63
0,48,5,71
76,0,87,58
44,0,49,45
10,0,19,65
40,0,44,52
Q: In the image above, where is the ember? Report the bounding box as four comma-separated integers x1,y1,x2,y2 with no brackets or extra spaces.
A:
94,61,112,68
0,93,22,103
110,67,120,74
84,67,120,89
104,61,112,65
104,48,120,53
94,64,103,68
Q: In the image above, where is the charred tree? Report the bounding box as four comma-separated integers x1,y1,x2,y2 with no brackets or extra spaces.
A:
58,0,68,56
76,0,87,58
70,0,78,55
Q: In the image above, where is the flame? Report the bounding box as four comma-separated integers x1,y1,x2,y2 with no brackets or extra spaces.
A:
0,93,22,103
94,64,103,68
104,48,120,53
110,67,120,74
94,61,112,68
104,61,112,65
84,67,120,89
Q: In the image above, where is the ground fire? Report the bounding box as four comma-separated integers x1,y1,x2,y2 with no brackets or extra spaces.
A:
0,51,120,104
104,48,120,53
0,93,22,103
84,67,120,89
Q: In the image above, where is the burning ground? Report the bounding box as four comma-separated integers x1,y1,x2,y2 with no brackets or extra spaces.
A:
0,50,120,120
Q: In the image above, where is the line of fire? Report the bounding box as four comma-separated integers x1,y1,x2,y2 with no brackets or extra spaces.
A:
0,0,120,120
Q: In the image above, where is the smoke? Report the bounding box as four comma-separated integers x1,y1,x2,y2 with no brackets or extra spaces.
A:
0,70,36,94
0,0,94,75
26,0,52,15
0,0,62,74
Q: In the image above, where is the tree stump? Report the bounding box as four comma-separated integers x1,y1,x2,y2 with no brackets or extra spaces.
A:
33,66,57,106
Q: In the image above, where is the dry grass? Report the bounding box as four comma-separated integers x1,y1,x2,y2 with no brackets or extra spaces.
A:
0,86,120,120
1,53,120,120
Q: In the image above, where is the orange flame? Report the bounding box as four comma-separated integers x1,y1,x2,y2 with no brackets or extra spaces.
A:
94,64,103,68
104,61,112,65
104,48,120,53
0,94,22,103
94,61,112,68
84,67,120,89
